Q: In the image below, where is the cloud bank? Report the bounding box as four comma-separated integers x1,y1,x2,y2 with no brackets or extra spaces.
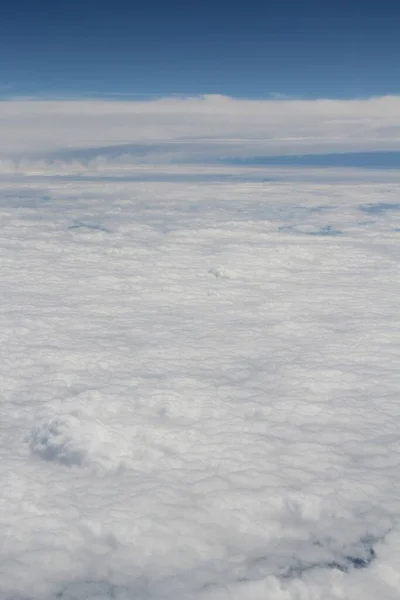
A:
1,95,400,169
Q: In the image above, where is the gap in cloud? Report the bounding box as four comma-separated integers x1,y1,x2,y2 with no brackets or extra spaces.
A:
39,148,400,174
219,151,400,170
359,202,400,215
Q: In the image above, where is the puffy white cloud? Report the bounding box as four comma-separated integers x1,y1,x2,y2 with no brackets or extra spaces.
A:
2,176,400,599
1,94,400,164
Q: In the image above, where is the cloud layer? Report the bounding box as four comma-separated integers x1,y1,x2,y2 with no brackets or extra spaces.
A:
1,176,400,599
1,95,400,167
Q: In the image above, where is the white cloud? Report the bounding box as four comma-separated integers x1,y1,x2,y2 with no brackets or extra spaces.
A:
1,95,400,166
1,176,400,599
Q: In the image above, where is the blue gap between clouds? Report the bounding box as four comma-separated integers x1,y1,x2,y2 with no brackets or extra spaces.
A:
219,151,400,170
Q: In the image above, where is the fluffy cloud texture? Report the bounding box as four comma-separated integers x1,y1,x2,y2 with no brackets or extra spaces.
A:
1,175,400,599
1,95,400,168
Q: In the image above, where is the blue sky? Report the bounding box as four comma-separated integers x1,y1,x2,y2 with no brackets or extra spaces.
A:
1,0,400,99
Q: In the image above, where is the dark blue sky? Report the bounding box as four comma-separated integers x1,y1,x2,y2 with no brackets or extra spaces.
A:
1,0,400,99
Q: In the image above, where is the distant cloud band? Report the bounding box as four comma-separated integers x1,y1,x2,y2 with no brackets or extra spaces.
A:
1,95,400,164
